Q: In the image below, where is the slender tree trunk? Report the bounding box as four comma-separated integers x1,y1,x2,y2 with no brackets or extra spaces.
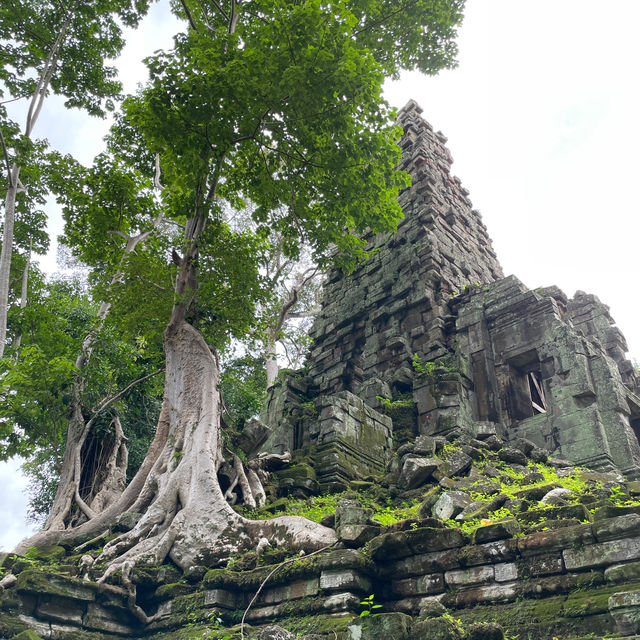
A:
13,238,31,352
265,330,279,388
0,165,21,357
0,7,76,356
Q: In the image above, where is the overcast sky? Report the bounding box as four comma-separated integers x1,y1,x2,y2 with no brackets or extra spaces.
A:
2,1,639,551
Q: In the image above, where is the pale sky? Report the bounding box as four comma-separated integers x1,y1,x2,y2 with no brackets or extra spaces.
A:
2,1,639,550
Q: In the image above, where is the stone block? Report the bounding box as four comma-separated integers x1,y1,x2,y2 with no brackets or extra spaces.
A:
466,622,506,640
471,519,519,544
564,536,640,570
15,570,96,602
338,524,380,547
609,591,640,636
592,514,640,542
319,569,371,593
83,603,136,635
347,612,413,640
493,562,518,583
391,573,445,597
497,448,528,466
519,553,563,577
400,457,443,489
261,578,319,604
35,596,85,625
443,581,517,608
432,491,474,520
445,565,494,587
517,524,594,557
382,548,461,579
367,532,411,562
605,561,640,583
412,616,464,640
444,450,473,477
204,589,237,609
406,526,468,555
459,539,518,568
335,499,371,526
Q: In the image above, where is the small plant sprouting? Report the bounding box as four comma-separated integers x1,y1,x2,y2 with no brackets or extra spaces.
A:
359,593,383,618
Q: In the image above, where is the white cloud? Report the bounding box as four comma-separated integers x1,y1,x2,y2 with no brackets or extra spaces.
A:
0,458,37,552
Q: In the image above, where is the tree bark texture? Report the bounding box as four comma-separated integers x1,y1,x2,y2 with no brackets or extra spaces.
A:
0,165,21,357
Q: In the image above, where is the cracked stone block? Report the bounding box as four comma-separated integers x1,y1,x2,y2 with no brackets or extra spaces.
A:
445,565,494,588
493,563,518,583
319,569,371,593
391,573,445,597
564,536,640,570
432,491,475,520
337,524,380,547
517,524,594,557
400,457,443,489
36,596,85,626
443,450,473,477
205,588,237,609
609,591,640,636
83,603,136,635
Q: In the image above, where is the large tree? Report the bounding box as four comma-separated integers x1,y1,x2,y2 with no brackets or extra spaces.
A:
14,0,465,599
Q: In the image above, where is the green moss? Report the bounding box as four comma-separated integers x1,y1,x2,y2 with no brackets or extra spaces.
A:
12,630,45,640
15,569,96,601
154,581,195,600
274,462,316,482
25,545,66,563
281,613,353,636
0,613,29,637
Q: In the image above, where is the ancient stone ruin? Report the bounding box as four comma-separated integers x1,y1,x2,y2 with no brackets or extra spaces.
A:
263,99,640,487
3,101,640,640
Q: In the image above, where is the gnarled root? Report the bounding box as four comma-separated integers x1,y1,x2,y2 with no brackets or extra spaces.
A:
94,320,335,583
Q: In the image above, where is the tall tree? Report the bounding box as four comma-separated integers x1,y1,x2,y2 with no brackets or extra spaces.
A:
0,0,151,356
15,0,465,606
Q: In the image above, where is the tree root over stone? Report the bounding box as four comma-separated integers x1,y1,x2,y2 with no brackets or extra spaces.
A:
16,320,336,627
92,321,335,584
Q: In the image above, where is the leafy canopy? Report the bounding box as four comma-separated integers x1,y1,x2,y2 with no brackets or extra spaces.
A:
121,0,464,269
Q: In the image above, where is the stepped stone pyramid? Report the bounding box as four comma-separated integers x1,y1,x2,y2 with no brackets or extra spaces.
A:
262,100,640,488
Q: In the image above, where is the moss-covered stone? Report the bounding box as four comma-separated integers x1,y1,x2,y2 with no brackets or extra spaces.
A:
154,582,196,601
131,563,182,587
412,615,464,640
349,612,413,640
0,612,30,637
12,630,45,640
15,569,97,601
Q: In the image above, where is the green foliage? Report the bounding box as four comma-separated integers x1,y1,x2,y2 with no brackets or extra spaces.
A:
359,593,382,617
0,0,151,115
219,355,267,429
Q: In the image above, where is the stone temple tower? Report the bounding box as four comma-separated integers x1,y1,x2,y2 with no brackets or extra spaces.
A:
261,100,640,488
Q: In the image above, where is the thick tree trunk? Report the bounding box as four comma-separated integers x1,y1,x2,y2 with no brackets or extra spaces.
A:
96,319,335,580
15,318,335,573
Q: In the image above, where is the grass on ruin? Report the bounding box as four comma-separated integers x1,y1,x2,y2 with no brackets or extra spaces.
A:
245,490,421,526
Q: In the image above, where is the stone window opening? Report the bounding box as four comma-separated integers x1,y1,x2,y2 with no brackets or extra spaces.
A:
506,351,547,423
528,370,547,414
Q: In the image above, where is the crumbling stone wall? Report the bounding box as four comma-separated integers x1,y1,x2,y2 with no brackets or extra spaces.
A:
306,99,503,404
450,277,640,477
264,99,640,482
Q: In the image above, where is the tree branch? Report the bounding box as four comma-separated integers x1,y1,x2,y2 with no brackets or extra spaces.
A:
91,369,164,417
240,543,337,639
0,128,13,189
25,1,79,137
178,0,198,31
208,0,229,23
